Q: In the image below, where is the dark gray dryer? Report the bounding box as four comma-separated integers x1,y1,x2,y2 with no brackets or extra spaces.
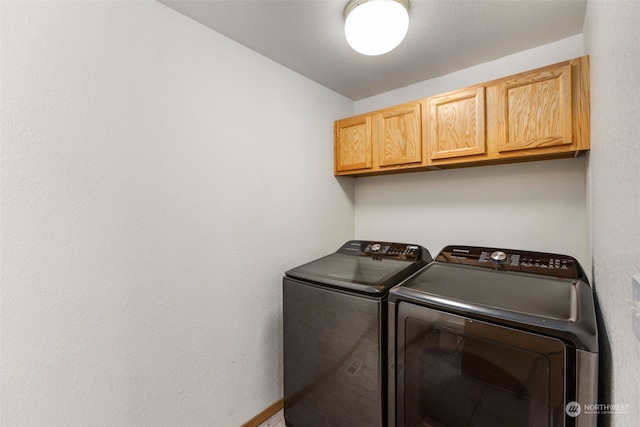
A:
388,245,599,427
283,240,432,427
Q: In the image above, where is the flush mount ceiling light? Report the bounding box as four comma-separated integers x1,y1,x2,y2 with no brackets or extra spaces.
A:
344,0,409,56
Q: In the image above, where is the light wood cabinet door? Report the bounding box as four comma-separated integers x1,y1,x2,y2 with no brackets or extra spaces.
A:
428,87,486,161
376,101,423,167
497,63,573,153
334,115,372,173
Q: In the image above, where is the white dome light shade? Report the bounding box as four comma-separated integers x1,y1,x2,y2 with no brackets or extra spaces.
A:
344,0,409,56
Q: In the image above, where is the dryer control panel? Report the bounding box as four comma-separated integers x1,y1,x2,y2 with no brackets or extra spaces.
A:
436,245,584,279
337,240,427,261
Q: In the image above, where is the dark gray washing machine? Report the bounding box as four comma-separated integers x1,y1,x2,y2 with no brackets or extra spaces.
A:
283,240,432,427
388,245,599,427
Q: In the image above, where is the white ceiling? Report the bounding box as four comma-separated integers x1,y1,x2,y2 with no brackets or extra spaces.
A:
159,0,587,100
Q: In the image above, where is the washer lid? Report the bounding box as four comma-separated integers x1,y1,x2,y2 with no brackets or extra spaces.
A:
390,261,598,351
395,262,579,321
285,240,431,295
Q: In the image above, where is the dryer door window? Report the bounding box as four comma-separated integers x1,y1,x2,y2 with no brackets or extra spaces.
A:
396,303,566,427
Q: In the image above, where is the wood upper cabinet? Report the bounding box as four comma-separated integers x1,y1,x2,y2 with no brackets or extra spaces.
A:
335,100,425,175
428,87,486,161
492,56,590,160
334,56,589,176
497,63,573,153
334,114,372,173
376,102,423,167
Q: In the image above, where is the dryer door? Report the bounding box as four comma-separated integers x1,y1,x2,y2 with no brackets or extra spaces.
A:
395,302,567,427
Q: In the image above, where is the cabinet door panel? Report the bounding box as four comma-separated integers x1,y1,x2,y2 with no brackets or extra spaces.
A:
376,103,423,167
499,64,572,153
335,116,372,172
429,87,486,160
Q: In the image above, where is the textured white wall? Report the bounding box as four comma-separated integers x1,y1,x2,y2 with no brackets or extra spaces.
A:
355,35,584,114
0,1,354,426
354,38,590,271
584,1,640,425
354,157,588,264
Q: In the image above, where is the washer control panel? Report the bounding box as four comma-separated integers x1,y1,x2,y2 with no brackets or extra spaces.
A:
337,240,427,261
436,245,583,279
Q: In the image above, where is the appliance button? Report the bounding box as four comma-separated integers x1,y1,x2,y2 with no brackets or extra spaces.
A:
490,251,508,264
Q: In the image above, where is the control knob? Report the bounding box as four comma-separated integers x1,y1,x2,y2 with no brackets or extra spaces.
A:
490,251,508,264
370,243,382,252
